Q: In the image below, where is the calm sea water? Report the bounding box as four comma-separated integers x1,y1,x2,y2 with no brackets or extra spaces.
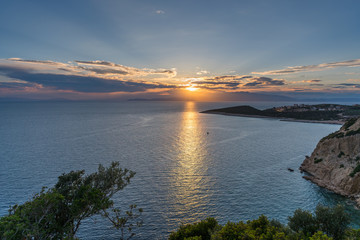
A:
0,101,359,239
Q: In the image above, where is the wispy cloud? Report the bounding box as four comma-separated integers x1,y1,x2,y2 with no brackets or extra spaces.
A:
334,83,360,88
303,79,322,83
253,59,360,75
188,75,285,90
155,10,165,14
196,70,209,75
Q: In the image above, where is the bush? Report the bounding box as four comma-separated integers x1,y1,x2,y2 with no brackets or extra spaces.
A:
343,118,357,130
169,204,350,240
320,132,344,142
310,231,333,240
345,128,360,137
314,158,323,164
349,164,360,177
288,209,318,237
169,217,218,240
315,205,350,240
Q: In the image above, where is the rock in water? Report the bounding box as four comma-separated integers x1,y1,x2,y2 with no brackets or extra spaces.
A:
300,118,360,205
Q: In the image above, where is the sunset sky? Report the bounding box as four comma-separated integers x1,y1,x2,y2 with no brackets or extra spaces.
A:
1,0,360,101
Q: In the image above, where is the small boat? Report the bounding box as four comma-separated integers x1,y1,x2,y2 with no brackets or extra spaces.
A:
287,168,294,172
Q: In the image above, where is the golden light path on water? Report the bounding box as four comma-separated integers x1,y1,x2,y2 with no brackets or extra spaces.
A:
168,101,214,224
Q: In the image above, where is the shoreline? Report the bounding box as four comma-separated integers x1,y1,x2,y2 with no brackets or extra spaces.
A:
201,111,344,125
302,171,360,208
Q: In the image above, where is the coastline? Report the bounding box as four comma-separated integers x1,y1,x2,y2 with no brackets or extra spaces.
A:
302,174,360,207
201,111,344,125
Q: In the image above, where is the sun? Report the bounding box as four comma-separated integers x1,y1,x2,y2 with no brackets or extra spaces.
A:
186,86,198,92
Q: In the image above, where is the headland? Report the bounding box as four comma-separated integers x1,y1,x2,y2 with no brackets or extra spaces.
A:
201,104,360,124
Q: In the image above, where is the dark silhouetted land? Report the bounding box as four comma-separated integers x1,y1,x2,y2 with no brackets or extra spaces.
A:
201,104,360,124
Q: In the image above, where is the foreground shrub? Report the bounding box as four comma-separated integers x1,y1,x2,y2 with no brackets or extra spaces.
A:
288,209,318,236
169,217,219,240
310,231,333,240
0,162,142,240
212,215,298,239
170,205,351,240
315,205,349,240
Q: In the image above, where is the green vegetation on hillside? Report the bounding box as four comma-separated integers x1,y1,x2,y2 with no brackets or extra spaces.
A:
350,164,360,177
320,118,360,143
345,128,360,137
170,205,354,240
343,118,357,130
320,132,345,142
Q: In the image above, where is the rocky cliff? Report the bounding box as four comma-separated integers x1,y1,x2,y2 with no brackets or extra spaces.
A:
300,118,360,205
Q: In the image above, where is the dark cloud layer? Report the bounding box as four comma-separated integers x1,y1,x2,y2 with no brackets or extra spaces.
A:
78,66,129,75
243,77,285,87
0,66,175,93
335,83,360,88
190,75,286,90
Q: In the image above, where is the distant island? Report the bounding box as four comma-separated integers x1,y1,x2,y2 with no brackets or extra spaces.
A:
201,104,360,124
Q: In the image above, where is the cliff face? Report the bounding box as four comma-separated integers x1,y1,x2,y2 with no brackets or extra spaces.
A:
300,118,360,204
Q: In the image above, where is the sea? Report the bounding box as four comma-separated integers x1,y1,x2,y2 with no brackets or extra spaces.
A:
0,101,359,239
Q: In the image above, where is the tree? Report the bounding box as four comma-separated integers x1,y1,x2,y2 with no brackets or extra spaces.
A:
288,209,318,237
0,162,138,240
103,204,143,240
315,205,350,240
288,204,350,240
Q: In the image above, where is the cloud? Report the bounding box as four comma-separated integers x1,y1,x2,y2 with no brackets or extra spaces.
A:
8,58,64,65
196,70,209,75
189,75,250,90
335,83,360,88
253,59,360,75
0,81,38,89
243,77,285,87
304,79,322,83
188,75,285,90
209,75,252,81
0,59,178,93
75,60,177,77
155,10,165,14
3,58,177,78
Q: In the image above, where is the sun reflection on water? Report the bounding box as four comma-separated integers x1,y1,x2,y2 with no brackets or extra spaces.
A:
168,102,214,224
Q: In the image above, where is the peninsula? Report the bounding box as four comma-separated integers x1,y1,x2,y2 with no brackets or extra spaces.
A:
201,104,360,124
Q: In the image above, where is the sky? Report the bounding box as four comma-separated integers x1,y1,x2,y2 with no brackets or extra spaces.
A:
1,0,360,101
